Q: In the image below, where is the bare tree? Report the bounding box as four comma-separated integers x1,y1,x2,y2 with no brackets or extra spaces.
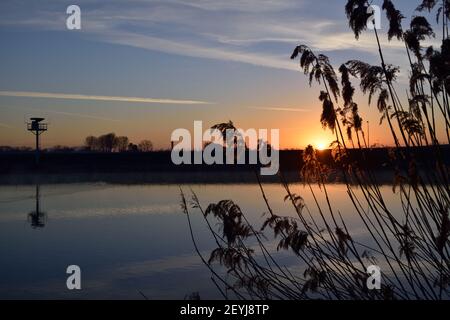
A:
116,136,129,152
84,135,98,151
97,133,117,152
138,140,153,152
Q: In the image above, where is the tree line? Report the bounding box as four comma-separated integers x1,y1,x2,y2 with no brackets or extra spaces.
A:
84,133,153,152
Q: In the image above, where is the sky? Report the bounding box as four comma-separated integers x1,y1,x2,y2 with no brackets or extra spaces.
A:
0,0,441,149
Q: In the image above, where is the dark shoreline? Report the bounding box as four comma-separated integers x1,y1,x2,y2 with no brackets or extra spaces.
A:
0,146,448,185
1,146,449,172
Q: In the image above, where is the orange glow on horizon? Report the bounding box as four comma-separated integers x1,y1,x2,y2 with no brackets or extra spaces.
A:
316,142,327,150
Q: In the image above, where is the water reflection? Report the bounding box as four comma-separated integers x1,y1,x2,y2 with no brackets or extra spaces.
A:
0,180,405,299
27,184,47,229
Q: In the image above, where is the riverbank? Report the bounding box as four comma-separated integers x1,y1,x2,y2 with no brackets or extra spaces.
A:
0,146,448,185
1,146,448,174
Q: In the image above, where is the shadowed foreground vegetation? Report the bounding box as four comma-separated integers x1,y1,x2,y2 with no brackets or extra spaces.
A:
181,0,450,300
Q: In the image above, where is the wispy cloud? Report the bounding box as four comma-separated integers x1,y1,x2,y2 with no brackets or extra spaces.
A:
0,0,360,71
167,0,304,12
101,31,297,70
248,106,310,112
0,91,212,105
0,0,427,72
0,122,13,129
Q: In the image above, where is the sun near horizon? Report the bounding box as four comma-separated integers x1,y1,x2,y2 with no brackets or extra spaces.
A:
315,141,327,151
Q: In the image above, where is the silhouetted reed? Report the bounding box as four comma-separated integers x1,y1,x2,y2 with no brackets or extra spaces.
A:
181,0,450,300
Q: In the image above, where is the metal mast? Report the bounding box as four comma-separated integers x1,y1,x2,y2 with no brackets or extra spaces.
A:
27,117,48,165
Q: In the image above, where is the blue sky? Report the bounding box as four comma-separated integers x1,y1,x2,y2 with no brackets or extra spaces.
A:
0,0,437,148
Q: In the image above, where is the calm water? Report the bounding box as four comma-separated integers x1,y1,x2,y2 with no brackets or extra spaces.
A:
0,179,403,299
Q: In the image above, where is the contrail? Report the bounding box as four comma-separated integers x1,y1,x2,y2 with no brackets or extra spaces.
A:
0,91,212,105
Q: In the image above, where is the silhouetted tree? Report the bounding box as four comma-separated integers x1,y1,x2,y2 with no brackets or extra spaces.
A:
211,120,246,149
98,133,117,152
211,120,237,139
85,133,133,152
128,143,138,152
85,135,98,151
138,139,153,152
116,136,129,152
